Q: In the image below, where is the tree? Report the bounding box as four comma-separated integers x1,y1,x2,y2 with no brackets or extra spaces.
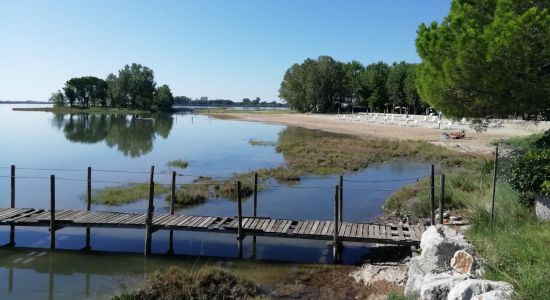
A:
364,62,389,112
279,56,348,112
49,90,66,107
117,63,156,109
106,73,123,108
153,84,174,112
386,62,408,113
62,77,108,108
252,97,261,105
416,0,550,120
343,61,367,106
404,64,424,114
242,98,251,105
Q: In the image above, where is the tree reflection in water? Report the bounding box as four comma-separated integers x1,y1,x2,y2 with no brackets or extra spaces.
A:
51,113,174,157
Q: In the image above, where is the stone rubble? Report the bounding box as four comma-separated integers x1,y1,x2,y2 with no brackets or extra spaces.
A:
403,225,514,300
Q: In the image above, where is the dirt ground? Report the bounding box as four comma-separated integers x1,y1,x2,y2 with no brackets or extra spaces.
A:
211,112,550,155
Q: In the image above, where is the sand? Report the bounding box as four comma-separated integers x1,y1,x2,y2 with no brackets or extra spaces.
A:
211,112,550,155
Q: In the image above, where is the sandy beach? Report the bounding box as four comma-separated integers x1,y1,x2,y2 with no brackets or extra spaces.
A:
211,112,550,155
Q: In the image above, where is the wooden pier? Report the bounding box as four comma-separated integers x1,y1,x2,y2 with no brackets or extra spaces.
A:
1,164,441,262
0,207,425,245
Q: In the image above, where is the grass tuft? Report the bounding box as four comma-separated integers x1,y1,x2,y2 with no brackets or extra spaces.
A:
248,139,276,146
167,159,189,169
91,183,170,205
113,266,259,300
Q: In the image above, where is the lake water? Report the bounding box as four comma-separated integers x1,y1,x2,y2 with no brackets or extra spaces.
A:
0,104,427,299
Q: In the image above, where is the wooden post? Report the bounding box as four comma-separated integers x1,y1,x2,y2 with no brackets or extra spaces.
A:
237,181,243,258
333,184,340,263
339,175,343,224
168,171,176,254
85,167,91,250
9,165,15,246
430,165,435,225
144,166,155,256
491,146,499,224
50,175,56,250
253,173,258,216
439,174,445,225
252,173,258,258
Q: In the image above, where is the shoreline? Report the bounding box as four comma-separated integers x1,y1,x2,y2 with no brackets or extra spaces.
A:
203,111,550,155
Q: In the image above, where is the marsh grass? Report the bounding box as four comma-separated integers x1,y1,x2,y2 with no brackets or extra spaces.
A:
167,159,189,169
385,167,492,221
113,266,259,300
248,139,276,146
91,183,170,205
465,183,550,300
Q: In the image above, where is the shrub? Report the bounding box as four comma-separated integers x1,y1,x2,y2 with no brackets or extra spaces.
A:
113,266,259,300
509,148,550,204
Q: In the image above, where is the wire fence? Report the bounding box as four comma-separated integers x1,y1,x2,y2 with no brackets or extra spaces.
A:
1,165,435,194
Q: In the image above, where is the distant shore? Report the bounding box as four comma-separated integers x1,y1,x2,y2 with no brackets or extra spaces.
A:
11,106,185,114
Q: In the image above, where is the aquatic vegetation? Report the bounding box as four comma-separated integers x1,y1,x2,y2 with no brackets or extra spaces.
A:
91,183,170,205
112,266,259,300
248,139,276,146
167,159,189,169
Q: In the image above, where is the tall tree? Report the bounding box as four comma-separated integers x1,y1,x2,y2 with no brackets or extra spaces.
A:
386,62,408,112
364,62,390,112
63,77,108,108
416,0,550,120
49,90,66,107
117,63,156,109
153,84,174,112
404,64,424,114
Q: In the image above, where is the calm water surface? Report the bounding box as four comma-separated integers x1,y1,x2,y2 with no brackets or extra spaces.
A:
0,104,427,299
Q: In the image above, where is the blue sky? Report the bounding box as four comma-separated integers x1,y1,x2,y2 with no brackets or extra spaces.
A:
0,0,451,101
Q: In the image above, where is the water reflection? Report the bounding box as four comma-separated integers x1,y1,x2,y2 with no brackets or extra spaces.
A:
51,113,174,157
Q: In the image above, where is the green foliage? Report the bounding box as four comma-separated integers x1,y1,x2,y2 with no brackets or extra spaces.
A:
509,148,550,201
279,57,427,113
63,76,108,108
248,139,276,146
386,62,408,111
52,63,174,112
91,183,170,205
364,61,390,111
167,159,188,169
279,56,349,112
154,84,175,112
113,266,259,300
385,168,491,221
416,0,550,120
49,90,66,107
535,129,550,149
466,183,550,300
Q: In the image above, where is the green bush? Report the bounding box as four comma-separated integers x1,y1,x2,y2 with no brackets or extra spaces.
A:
509,148,550,203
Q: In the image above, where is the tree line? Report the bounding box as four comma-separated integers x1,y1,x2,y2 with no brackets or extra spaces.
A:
279,56,428,113
174,96,284,107
49,63,175,112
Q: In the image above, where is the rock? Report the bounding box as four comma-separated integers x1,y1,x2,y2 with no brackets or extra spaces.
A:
451,250,474,274
419,272,469,300
420,225,473,270
351,263,408,286
535,194,550,221
472,290,514,300
447,279,514,300
404,256,427,297
405,225,474,297
450,216,462,222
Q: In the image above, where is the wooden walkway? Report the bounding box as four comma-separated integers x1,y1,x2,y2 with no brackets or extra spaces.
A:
0,208,425,245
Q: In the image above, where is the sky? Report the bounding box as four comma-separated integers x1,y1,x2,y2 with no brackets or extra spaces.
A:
0,0,451,102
